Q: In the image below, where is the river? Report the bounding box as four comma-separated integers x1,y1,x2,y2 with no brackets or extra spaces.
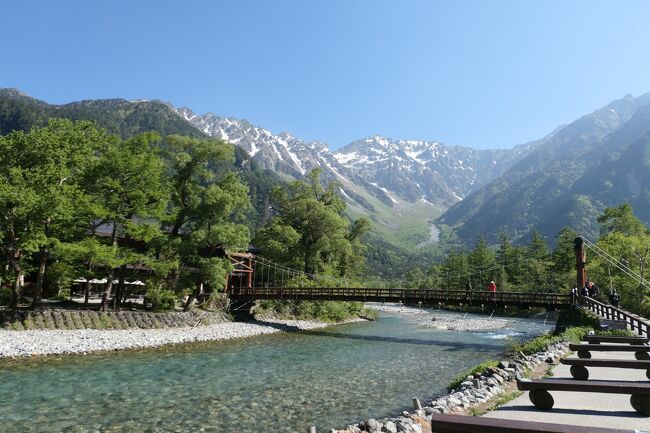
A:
0,308,551,433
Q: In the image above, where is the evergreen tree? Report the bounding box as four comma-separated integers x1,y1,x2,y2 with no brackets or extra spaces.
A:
0,120,108,308
468,236,495,289
550,226,578,291
256,169,369,277
162,135,251,309
524,231,552,292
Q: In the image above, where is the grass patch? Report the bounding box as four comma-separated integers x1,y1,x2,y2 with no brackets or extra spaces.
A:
506,326,593,356
447,360,499,391
469,390,524,416
488,391,523,411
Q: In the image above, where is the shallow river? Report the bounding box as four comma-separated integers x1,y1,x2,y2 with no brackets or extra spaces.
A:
0,309,551,433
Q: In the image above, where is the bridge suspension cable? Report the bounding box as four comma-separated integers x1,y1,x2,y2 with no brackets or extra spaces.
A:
580,236,650,290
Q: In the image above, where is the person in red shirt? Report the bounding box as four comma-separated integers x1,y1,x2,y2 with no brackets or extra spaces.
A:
487,280,497,302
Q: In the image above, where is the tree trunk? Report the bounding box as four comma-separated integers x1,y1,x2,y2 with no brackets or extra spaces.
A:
184,282,203,311
83,260,93,307
100,272,114,312
101,222,120,312
10,268,22,310
113,266,126,311
31,247,49,308
83,280,91,307
8,249,22,310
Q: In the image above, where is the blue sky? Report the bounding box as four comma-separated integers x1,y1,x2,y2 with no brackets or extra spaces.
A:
3,1,650,150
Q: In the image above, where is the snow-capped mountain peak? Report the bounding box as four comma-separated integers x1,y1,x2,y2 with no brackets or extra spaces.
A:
173,106,531,210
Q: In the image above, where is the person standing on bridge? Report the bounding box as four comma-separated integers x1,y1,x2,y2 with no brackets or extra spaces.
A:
487,280,497,301
465,280,473,300
609,290,620,308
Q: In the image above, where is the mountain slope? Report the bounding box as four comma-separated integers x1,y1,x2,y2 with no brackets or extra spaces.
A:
176,107,540,250
0,88,202,138
0,88,284,231
439,93,650,243
334,135,534,206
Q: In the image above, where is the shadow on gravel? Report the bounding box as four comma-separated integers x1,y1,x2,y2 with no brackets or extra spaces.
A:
250,320,304,332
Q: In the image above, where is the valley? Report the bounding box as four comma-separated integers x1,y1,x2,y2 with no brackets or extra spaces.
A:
2,88,650,254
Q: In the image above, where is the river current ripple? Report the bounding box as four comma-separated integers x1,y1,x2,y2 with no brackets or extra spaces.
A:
0,309,551,433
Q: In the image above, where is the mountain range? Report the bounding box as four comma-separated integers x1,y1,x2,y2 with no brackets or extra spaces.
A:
2,87,650,253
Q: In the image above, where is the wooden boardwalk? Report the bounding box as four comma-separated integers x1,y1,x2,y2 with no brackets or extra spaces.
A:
484,347,650,430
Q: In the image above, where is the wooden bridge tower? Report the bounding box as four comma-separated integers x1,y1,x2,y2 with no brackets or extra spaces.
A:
225,252,255,293
574,237,587,290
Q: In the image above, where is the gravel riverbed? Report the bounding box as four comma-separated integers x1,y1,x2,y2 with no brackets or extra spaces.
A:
366,303,512,331
0,318,350,358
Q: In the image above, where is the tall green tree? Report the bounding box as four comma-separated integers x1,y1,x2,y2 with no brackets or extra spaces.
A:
550,226,578,291
468,236,495,289
590,205,650,311
524,231,552,291
162,135,251,309
88,132,169,310
441,250,468,290
0,119,107,308
597,203,647,237
256,169,370,277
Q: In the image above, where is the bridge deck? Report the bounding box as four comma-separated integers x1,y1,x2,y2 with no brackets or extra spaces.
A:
227,287,571,308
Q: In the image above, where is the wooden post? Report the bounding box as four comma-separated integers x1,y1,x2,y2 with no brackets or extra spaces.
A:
574,237,587,292
247,256,253,288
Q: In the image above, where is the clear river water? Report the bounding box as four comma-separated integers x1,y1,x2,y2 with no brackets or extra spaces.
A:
0,309,552,433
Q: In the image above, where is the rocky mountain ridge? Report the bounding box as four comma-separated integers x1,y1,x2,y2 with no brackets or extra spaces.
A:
174,106,532,209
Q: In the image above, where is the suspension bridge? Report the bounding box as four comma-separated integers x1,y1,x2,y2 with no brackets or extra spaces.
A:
223,236,650,334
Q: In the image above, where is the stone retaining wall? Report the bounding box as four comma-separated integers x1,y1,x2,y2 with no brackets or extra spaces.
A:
0,309,227,330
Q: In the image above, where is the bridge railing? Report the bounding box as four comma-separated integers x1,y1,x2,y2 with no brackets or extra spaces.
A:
227,286,571,307
578,295,650,337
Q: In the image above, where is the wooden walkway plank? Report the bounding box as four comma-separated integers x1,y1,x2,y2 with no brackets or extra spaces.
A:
430,414,634,433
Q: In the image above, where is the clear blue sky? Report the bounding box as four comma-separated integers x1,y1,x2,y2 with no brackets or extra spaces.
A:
3,1,650,150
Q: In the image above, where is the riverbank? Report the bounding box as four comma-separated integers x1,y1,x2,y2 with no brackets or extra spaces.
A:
0,317,364,358
366,303,512,331
0,305,552,433
332,338,571,433
0,302,536,359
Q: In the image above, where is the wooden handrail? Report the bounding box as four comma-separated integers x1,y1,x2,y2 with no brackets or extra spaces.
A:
226,286,572,308
578,295,650,337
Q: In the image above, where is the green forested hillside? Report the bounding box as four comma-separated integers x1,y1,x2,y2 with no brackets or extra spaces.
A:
0,88,201,138
439,93,650,245
0,88,284,232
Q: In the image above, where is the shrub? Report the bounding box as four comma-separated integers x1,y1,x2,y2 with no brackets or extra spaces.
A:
146,286,177,312
46,262,75,299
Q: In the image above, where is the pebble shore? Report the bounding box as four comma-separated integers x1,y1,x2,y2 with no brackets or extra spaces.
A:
367,303,512,331
0,319,341,358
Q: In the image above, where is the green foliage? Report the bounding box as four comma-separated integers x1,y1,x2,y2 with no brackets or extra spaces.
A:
256,168,370,277
0,90,202,139
597,203,648,237
45,262,75,299
506,326,593,356
146,286,178,312
447,360,499,391
0,120,254,310
587,205,650,314
487,391,523,412
257,299,369,323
